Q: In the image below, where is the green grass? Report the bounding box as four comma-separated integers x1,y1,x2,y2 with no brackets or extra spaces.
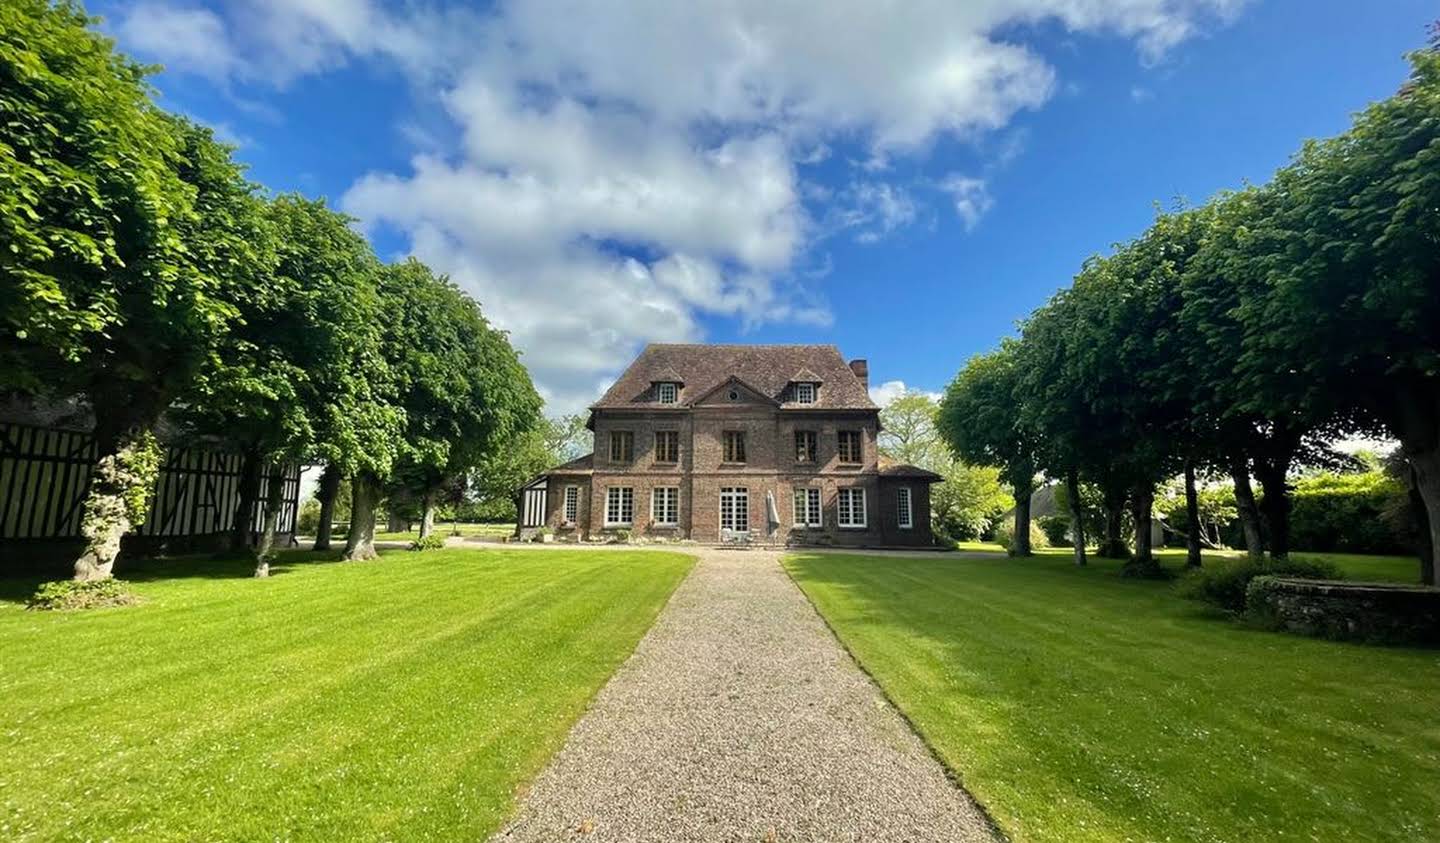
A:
953,541,1424,583
351,522,514,543
0,547,693,842
784,551,1440,843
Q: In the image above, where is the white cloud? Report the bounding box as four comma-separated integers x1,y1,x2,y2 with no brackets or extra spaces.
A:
111,0,1249,411
939,175,996,231
870,380,943,407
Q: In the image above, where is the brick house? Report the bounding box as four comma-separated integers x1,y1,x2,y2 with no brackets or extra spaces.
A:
520,344,940,547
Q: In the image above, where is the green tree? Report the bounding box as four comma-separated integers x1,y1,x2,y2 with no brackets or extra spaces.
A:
1245,47,1440,583
0,5,254,579
878,390,949,470
182,194,398,574
938,342,1038,556
377,259,542,541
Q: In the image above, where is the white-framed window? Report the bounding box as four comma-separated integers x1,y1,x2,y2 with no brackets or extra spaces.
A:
609,430,634,462
795,382,816,404
794,430,817,463
793,487,822,527
564,485,580,525
657,382,678,404
897,486,913,529
605,487,634,526
837,487,867,528
723,430,746,463
655,430,680,463
652,487,679,526
720,487,749,533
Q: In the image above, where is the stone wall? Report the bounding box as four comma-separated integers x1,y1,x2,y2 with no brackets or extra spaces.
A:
1246,576,1440,647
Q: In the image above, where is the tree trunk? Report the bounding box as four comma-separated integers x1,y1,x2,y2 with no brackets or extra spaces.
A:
313,465,341,551
1228,453,1264,560
1122,484,1163,578
387,511,408,534
418,491,436,540
254,463,285,578
1011,475,1034,558
1066,469,1087,567
72,426,161,581
1255,459,1293,562
1184,462,1202,568
1405,449,1440,587
1098,485,1129,558
231,447,262,551
344,474,379,561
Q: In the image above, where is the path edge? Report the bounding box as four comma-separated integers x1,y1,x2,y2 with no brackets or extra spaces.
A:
777,551,1010,843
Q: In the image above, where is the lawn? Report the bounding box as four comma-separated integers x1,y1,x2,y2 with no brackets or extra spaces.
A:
332,521,515,543
953,541,1424,583
0,547,693,842
784,551,1440,843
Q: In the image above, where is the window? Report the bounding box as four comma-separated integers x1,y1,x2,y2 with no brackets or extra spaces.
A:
720,487,749,532
794,430,817,463
657,382,678,404
605,487,634,526
837,430,862,464
794,382,816,404
897,487,913,529
793,487,822,527
837,487,867,528
652,487,679,526
723,430,747,463
609,430,634,462
564,486,579,525
655,430,680,463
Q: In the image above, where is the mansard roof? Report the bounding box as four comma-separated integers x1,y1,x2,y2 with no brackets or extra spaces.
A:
591,344,877,410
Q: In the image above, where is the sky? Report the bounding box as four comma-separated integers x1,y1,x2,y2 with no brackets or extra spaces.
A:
91,0,1437,414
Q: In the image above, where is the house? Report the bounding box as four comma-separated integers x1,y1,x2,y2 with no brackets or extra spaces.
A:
521,344,941,547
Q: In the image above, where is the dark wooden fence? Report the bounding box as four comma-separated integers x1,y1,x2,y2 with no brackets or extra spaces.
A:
0,422,300,542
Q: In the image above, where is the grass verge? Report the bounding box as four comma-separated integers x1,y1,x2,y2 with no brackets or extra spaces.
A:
0,547,693,841
784,551,1440,843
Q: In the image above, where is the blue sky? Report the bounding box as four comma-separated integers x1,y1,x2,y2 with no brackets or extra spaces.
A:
93,0,1436,411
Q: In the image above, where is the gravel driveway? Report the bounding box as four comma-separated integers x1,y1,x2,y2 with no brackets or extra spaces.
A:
492,547,998,842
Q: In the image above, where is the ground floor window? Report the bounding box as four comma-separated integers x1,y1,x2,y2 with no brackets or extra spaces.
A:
605,487,634,526
793,487,822,527
564,485,580,524
720,487,749,532
652,486,679,526
837,487,866,528
897,486,913,529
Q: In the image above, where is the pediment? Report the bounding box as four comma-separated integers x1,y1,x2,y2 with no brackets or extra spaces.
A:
692,375,779,408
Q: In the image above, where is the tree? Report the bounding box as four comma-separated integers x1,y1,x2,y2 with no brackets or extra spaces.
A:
1243,47,1440,583
376,259,542,541
1,5,252,579
183,194,399,574
879,390,949,470
938,342,1038,556
544,414,592,464
929,461,1013,541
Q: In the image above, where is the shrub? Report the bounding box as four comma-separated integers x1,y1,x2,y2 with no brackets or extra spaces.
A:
994,519,1049,554
1287,471,1409,554
1037,515,1071,548
1177,555,1343,613
28,579,137,611
408,534,445,552
296,498,322,534
611,529,632,544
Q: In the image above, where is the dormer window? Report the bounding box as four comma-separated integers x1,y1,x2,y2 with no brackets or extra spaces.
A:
657,382,678,404
794,382,816,404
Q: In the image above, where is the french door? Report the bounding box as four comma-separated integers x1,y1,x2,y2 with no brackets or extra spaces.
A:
720,487,749,533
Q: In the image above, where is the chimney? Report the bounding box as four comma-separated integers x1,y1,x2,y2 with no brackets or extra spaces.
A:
848,358,869,389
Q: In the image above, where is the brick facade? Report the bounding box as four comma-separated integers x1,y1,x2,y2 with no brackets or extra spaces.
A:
531,345,940,547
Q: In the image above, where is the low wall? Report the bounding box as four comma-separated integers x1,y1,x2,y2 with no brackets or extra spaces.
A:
1246,576,1440,647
